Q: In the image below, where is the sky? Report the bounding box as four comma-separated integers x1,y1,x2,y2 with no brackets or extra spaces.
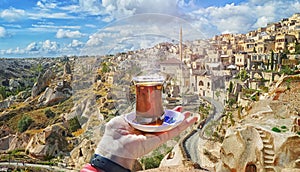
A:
1,0,300,58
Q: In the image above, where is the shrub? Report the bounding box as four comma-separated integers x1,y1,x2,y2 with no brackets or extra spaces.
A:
141,154,164,169
271,127,281,133
18,116,33,132
44,108,55,118
281,126,287,129
68,117,81,132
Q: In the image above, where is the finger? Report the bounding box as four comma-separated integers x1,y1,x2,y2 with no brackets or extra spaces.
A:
157,116,198,143
173,106,183,112
183,111,191,119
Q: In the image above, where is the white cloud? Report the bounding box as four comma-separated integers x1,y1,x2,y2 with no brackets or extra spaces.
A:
5,47,25,54
86,33,104,47
82,13,204,55
56,29,85,38
26,42,39,51
78,0,102,15
24,40,60,54
41,40,60,52
0,7,26,22
3,24,22,28
0,27,7,38
99,0,180,22
68,39,84,48
28,11,76,20
36,1,57,9
29,24,81,33
186,0,300,36
85,24,97,28
2,0,300,58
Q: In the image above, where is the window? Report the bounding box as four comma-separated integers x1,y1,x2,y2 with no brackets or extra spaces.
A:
199,81,204,86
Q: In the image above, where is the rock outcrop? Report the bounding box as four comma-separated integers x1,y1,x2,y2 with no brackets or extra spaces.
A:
68,139,96,169
31,69,55,97
64,62,72,75
38,80,72,106
216,126,263,172
8,133,31,151
216,125,300,172
0,98,14,109
25,123,70,159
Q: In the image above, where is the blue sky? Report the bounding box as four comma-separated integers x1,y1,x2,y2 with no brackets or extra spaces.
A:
0,0,300,57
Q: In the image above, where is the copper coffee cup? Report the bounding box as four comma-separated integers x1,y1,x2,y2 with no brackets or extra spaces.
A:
133,75,165,125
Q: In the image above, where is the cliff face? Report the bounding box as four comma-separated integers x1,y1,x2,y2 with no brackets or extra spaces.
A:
25,123,70,159
213,76,300,171
217,126,300,171
217,126,263,172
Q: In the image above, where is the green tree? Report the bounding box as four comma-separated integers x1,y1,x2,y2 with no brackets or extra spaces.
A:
237,70,248,81
31,63,43,74
68,117,81,132
0,86,7,100
44,108,55,118
280,66,293,75
215,90,220,98
18,116,33,132
101,62,111,73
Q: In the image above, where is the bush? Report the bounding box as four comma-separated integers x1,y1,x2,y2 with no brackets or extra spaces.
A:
271,127,281,133
44,108,55,118
141,154,164,169
68,117,81,132
18,116,33,132
281,126,287,129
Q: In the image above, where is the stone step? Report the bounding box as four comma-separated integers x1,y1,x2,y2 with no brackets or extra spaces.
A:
263,139,270,143
265,165,276,171
264,149,275,155
264,155,274,160
264,160,274,164
260,133,267,138
264,144,273,149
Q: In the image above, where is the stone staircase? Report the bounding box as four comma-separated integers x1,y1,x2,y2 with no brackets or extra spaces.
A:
256,128,276,172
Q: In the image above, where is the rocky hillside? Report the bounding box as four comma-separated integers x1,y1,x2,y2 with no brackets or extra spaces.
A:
0,53,186,171
183,75,300,172
0,56,116,170
1,54,299,172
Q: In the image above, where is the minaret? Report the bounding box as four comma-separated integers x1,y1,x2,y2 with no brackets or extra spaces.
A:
179,27,183,61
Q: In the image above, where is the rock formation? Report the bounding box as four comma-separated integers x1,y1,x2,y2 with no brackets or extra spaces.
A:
64,62,72,75
38,80,72,106
25,123,70,159
216,125,300,172
8,133,31,151
31,69,55,97
68,139,96,169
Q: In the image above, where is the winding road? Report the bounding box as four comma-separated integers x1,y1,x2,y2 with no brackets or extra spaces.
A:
183,96,224,168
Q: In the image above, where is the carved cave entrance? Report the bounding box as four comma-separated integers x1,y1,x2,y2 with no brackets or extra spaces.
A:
245,163,257,172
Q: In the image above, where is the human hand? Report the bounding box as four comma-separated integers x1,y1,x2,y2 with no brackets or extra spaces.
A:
95,106,198,170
